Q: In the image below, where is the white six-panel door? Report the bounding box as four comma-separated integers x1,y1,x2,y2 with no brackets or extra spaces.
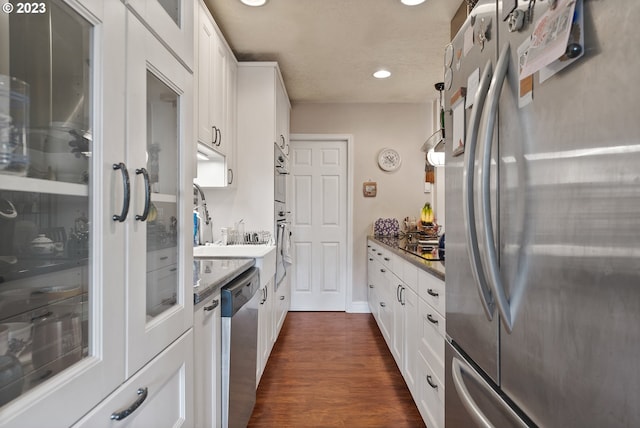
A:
290,139,347,311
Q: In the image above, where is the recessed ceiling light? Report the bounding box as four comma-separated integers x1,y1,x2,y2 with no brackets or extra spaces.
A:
401,0,426,5
240,0,268,6
373,69,391,79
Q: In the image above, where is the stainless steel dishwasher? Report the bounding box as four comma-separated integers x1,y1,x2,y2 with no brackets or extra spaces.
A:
221,266,260,428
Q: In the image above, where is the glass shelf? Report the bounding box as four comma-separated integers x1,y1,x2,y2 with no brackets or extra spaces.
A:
0,175,88,197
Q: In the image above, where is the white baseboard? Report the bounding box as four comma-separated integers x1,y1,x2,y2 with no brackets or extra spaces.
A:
347,301,371,313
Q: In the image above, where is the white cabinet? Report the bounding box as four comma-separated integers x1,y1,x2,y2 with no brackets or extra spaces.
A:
366,238,445,428
0,3,193,425
275,78,290,154
195,2,237,187
257,277,275,384
125,10,194,377
124,0,194,69
274,274,290,337
194,293,221,428
235,62,290,232
73,330,194,428
416,270,445,428
0,3,125,426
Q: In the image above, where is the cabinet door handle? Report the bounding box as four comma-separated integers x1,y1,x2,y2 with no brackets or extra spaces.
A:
400,286,405,306
380,302,386,307
227,168,233,185
427,288,439,297
212,126,218,145
216,128,222,146
279,295,285,301
426,375,438,389
427,314,439,325
110,387,148,421
135,168,150,221
380,269,386,273
204,299,219,311
396,284,402,302
279,134,285,149
384,257,390,261
369,258,374,261
369,284,374,289
112,162,131,222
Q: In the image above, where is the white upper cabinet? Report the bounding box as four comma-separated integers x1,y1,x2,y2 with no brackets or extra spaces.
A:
124,0,194,70
275,77,291,156
194,2,237,187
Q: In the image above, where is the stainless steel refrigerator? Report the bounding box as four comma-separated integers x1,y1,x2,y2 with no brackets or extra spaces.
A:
444,0,640,426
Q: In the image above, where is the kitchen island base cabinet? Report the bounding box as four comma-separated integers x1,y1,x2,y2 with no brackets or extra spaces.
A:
73,330,194,428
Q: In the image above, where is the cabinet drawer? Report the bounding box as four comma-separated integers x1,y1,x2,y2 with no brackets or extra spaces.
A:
146,264,178,318
418,299,445,378
418,269,445,317
417,352,444,428
147,248,178,272
402,260,418,293
74,329,193,427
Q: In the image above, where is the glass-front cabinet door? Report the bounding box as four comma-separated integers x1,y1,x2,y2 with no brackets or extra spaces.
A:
125,13,193,377
124,0,194,70
0,1,126,426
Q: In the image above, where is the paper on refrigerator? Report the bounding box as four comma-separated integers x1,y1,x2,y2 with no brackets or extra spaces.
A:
520,0,577,79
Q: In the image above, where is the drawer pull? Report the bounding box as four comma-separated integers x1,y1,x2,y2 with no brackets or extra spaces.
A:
369,258,374,261
377,252,382,256
427,314,439,325
369,284,374,288
380,302,386,307
279,295,285,300
427,288,439,297
111,387,148,421
380,269,386,273
204,299,219,311
384,257,390,261
426,375,438,389
159,256,169,261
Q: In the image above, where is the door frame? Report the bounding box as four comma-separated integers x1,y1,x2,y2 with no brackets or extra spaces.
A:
289,134,355,312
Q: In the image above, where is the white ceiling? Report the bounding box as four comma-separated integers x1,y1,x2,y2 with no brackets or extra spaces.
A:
203,0,461,104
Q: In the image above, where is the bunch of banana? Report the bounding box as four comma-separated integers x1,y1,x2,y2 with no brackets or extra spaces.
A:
421,202,434,225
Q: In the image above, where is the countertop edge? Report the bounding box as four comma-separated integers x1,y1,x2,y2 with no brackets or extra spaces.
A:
368,236,445,281
193,258,256,308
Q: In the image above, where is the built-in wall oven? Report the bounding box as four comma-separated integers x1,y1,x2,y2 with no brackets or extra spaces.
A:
274,144,290,289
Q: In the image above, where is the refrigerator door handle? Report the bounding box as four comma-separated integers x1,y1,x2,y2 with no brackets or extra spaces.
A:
480,43,518,333
452,356,529,428
462,59,495,321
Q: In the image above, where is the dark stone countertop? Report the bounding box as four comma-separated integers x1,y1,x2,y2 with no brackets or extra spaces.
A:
193,258,256,307
368,235,445,281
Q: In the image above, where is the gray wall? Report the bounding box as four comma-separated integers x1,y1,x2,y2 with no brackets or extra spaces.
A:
290,102,443,306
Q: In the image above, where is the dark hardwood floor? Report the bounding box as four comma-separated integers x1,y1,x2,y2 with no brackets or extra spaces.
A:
248,312,426,428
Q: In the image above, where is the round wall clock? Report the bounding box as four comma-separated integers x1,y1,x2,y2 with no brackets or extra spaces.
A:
377,148,401,172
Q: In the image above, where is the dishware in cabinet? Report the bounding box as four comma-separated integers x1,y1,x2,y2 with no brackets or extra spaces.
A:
125,12,194,377
0,1,127,426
